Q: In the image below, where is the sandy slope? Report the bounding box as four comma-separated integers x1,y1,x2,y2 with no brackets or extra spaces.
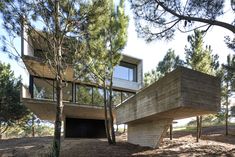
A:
0,126,235,157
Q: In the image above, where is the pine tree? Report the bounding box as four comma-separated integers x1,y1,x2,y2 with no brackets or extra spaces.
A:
144,48,184,86
82,0,128,144
0,0,108,156
185,29,219,142
0,62,29,139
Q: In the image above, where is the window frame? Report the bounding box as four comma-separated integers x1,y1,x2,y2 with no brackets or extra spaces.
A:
114,61,138,82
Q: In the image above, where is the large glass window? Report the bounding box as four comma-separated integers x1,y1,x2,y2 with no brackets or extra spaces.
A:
76,85,92,105
63,82,73,102
33,78,54,100
93,87,104,106
113,62,137,82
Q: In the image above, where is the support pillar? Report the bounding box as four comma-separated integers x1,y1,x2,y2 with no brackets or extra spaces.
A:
127,119,172,148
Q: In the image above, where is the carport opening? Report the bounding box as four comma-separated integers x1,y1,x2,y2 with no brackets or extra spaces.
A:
65,117,106,138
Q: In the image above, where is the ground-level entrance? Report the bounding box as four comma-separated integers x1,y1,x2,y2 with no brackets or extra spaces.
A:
65,117,106,138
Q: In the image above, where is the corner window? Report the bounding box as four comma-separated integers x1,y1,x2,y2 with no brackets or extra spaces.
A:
113,62,137,82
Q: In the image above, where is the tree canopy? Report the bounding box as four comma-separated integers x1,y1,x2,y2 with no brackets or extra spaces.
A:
144,48,184,86
185,30,219,75
0,62,28,138
130,0,235,42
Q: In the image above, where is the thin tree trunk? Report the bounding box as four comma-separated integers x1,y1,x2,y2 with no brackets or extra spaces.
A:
0,121,2,139
226,83,229,136
170,124,173,140
108,76,116,144
0,121,8,139
103,82,112,144
52,1,63,156
196,116,199,142
199,116,202,138
32,115,35,137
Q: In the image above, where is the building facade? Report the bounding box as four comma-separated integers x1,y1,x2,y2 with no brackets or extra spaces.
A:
21,31,143,138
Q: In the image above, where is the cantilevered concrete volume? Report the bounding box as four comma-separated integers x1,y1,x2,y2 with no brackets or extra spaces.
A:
116,67,221,148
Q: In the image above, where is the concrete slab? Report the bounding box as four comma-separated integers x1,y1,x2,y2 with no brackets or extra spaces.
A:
116,67,220,124
116,67,220,148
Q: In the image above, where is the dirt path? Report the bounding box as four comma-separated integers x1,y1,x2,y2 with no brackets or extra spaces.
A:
0,126,235,157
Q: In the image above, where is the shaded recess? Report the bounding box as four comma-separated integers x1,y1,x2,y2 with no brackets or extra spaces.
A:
65,118,106,138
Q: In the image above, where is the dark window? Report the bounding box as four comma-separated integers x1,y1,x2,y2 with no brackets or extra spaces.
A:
93,87,104,106
113,62,137,82
76,84,92,105
33,77,54,100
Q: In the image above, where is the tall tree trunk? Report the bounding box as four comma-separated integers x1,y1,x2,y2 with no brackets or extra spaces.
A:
52,1,63,156
123,124,126,133
116,125,119,132
199,116,202,138
0,121,2,139
169,124,173,140
225,81,229,136
103,82,112,144
196,116,199,142
32,115,35,137
108,76,116,144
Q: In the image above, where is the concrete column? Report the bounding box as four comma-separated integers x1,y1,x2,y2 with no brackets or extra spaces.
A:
127,119,172,148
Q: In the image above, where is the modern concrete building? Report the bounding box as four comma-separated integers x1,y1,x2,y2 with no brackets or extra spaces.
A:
21,31,143,138
116,67,220,148
21,29,220,148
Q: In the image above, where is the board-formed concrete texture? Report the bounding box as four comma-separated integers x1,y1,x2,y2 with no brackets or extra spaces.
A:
116,67,220,148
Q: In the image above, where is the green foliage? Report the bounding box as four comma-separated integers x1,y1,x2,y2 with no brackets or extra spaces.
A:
0,62,29,136
82,0,129,82
130,0,234,42
225,36,235,52
157,49,184,74
187,114,223,127
4,121,53,138
80,0,128,145
144,48,184,86
144,69,161,86
185,30,219,75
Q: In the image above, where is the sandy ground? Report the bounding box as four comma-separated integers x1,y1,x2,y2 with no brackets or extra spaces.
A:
0,126,235,157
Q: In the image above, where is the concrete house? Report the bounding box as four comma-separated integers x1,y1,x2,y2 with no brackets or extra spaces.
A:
21,31,143,138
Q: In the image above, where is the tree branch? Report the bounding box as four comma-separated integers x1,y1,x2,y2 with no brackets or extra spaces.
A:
156,0,235,33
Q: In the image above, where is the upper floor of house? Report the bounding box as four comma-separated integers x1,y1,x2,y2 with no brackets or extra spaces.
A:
21,29,143,107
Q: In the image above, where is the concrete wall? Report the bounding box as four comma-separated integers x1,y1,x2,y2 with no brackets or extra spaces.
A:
128,119,172,148
116,67,220,124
